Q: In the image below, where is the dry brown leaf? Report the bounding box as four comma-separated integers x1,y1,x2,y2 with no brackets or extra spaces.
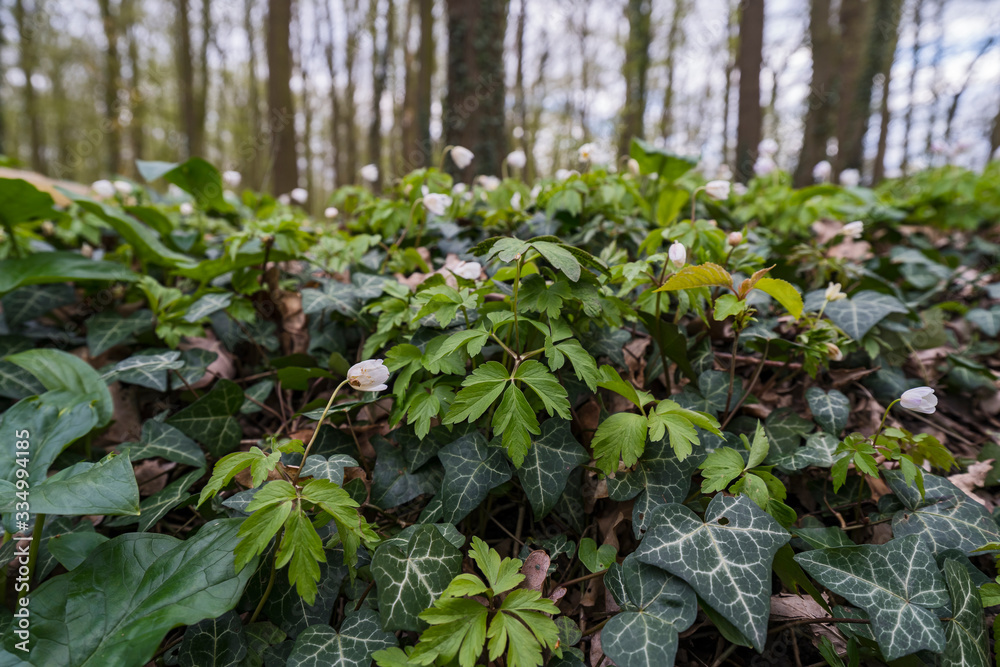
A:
948,460,994,506
133,459,176,495
179,335,236,389
520,551,550,592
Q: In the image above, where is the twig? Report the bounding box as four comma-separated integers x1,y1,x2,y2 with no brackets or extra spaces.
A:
171,369,200,398
767,617,870,635
720,341,770,430
354,579,376,611
582,618,608,637
555,568,608,588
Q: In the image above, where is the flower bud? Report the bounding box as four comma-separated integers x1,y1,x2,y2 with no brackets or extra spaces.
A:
727,231,743,246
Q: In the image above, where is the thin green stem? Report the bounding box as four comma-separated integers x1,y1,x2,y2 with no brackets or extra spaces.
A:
723,330,741,419
690,185,704,223
27,514,45,587
871,399,900,449
248,545,278,624
512,254,524,353
295,379,350,484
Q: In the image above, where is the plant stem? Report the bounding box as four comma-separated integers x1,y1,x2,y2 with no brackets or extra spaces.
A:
723,330,741,418
249,544,279,624
556,568,608,588
512,254,524,353
295,379,350,484
27,514,45,586
689,185,704,223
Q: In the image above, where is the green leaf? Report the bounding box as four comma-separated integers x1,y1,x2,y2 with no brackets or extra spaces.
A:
591,412,648,476
578,538,616,573
371,524,463,632
74,199,196,268
884,470,1000,555
0,252,138,296
806,387,850,434
370,437,440,508
128,467,203,532
597,364,648,410
442,361,509,425
517,419,589,520
823,290,908,340
46,531,110,571
286,609,397,667
0,178,60,227
438,433,513,524
123,419,206,469
409,597,489,667
656,263,733,292
794,535,947,661
636,311,697,383
177,611,247,667
753,277,803,319
1,284,74,327
154,157,234,213
301,454,359,486
514,360,571,419
0,452,139,516
167,379,244,457
103,350,184,392
492,383,539,466
2,519,255,665
300,479,377,575
6,348,114,426
635,494,791,650
184,292,233,322
276,506,326,604
470,536,525,594
698,447,746,493
602,553,698,667
606,437,696,539
942,559,989,667
198,446,281,506
966,307,1000,337
713,293,744,321
629,138,698,182
648,400,721,460
530,241,581,281
489,588,560,667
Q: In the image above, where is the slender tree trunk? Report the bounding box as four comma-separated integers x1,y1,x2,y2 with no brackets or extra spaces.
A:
793,0,837,186
527,28,549,181
317,0,342,187
832,0,871,174
344,0,360,183
443,0,509,177
244,0,261,186
990,104,1000,157
943,37,997,145
193,0,211,158
0,9,7,156
922,0,944,158
658,0,687,139
514,0,526,146
400,0,417,170
414,0,434,168
574,0,591,139
735,0,764,183
900,0,923,174
295,2,312,207
618,0,653,156
176,0,197,158
99,0,123,174
873,6,903,182
14,0,44,172
720,0,738,167
125,0,144,168
50,55,71,177
368,0,394,192
266,0,298,194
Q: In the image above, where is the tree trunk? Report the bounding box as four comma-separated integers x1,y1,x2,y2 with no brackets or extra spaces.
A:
344,0,360,183
0,9,7,157
922,0,944,158
873,6,903,182
831,0,870,174
193,0,211,158
900,0,923,174
367,0,394,192
990,104,1000,157
244,0,262,187
99,0,123,175
793,0,836,187
618,0,653,157
734,0,763,183
943,37,996,146
176,0,196,158
514,0,526,150
14,0,44,172
266,0,298,194
658,0,687,140
443,0,509,178
526,28,549,181
415,0,434,168
720,0,738,167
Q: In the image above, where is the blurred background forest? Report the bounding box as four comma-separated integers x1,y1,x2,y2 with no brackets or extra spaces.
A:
1,0,998,211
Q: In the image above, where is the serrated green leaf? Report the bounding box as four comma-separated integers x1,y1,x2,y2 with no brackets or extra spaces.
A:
442,361,509,425
492,383,539,466
794,535,947,660
656,263,733,292
591,412,647,476
753,277,803,319
514,359,571,419
371,524,463,632
713,294,744,321
634,494,790,650
517,419,589,520
698,447,745,493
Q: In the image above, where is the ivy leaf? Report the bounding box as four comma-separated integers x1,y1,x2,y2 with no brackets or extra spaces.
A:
806,387,850,434
371,524,463,632
884,470,1000,555
123,419,206,469
655,263,733,292
941,558,989,667
634,494,790,650
591,412,648,476
103,350,185,392
517,419,589,520
370,437,440,508
578,538,617,573
602,553,698,667
794,535,947,660
177,611,247,667
753,277,803,319
966,307,1000,337
1,283,74,327
606,438,696,539
438,433,513,524
167,379,244,457
286,609,396,667
442,361,509,425
822,290,908,340
300,454,359,486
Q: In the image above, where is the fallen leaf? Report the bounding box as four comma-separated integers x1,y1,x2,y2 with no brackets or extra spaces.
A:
948,460,994,506
520,550,550,592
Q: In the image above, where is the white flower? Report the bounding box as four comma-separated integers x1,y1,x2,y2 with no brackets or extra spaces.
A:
758,138,778,156
223,170,242,188
555,169,578,181
716,164,733,181
826,342,844,362
360,164,379,182
578,143,596,163
842,220,864,240
290,187,308,203
423,193,452,216
839,169,860,187
668,242,686,266
529,184,542,200
476,175,500,192
92,179,116,198
179,202,194,216
80,243,94,258
452,261,482,280
812,160,832,182
733,183,748,196
324,207,339,219
450,146,474,169
727,231,743,246
347,359,390,392
627,158,641,176
824,282,847,302
41,220,54,236
278,194,291,205
113,179,133,194
506,150,527,169
705,180,731,200
452,183,468,195
754,156,776,176
900,386,937,415
510,192,522,210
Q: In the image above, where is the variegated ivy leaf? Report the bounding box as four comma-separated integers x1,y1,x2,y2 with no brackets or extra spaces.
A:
437,432,512,524
102,350,185,392
634,493,790,650
795,535,948,660
517,419,589,520
822,290,908,340
300,454,358,486
884,470,1000,555
605,437,696,539
85,309,155,356
370,437,441,509
167,379,244,457
286,609,396,667
177,610,247,667
805,387,850,434
768,432,842,473
941,558,989,667
602,553,698,667
122,419,206,469
370,524,463,632
1,283,74,327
